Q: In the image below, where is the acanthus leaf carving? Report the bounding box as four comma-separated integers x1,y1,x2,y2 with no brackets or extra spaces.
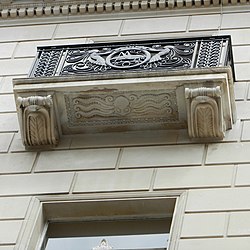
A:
17,95,58,147
185,86,225,139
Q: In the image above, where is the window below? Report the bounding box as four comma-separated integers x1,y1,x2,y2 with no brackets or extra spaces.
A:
44,220,170,250
40,197,176,250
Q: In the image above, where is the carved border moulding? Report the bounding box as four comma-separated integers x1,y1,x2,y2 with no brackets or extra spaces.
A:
185,87,225,139
17,95,59,147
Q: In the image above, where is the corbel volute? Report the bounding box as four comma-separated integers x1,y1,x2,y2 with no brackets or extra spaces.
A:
17,95,59,147
185,86,225,139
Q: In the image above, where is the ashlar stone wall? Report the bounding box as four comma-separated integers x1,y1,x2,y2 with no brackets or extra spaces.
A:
0,6,250,250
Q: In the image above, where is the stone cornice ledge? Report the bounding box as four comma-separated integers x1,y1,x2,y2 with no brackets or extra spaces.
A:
0,0,249,19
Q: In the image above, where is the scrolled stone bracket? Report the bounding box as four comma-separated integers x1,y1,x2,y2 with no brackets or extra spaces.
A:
17,95,59,147
185,86,225,139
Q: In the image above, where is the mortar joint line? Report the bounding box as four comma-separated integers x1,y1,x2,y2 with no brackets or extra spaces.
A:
69,172,78,194
51,23,59,40
118,19,125,37
201,144,208,166
186,15,192,33
231,163,238,188
115,148,123,170
245,82,250,101
11,42,19,59
239,119,244,143
218,0,223,32
149,168,157,192
31,151,40,173
223,212,231,238
7,132,15,153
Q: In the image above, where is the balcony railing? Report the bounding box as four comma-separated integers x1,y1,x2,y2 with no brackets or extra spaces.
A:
14,36,236,148
29,36,234,79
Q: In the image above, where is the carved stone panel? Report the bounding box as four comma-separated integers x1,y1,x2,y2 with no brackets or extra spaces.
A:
64,89,179,132
17,95,58,147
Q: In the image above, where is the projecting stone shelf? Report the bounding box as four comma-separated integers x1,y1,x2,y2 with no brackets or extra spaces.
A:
13,36,236,148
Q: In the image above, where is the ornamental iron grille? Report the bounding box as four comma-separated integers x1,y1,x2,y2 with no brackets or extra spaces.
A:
29,36,234,78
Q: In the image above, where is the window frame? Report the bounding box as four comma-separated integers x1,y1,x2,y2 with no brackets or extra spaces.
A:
17,191,187,250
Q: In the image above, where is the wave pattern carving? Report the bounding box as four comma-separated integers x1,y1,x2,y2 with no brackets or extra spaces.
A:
65,90,178,127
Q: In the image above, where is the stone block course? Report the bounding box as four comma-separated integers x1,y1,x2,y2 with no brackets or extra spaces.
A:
0,152,36,174
181,213,227,237
0,43,17,59
0,76,26,94
178,238,250,250
0,221,23,244
0,113,19,132
154,166,234,190
35,148,119,172
233,46,250,63
223,119,242,142
0,25,56,42
235,63,250,81
120,144,204,168
242,121,250,141
121,16,188,35
0,58,33,75
219,29,250,45
206,142,250,164
55,20,122,39
14,38,87,58
0,197,30,220
247,86,250,100
236,101,250,120
235,164,250,186
0,173,74,196
0,247,14,250
9,132,26,153
0,133,13,153
228,211,250,236
222,13,250,29
186,187,250,212
73,169,153,193
189,14,221,31
234,82,247,100
0,94,16,112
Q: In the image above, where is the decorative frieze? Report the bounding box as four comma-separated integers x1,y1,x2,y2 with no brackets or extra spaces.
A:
65,89,178,130
17,95,58,147
1,0,250,19
185,87,224,138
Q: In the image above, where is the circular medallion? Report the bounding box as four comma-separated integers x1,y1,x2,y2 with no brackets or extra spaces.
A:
106,47,151,69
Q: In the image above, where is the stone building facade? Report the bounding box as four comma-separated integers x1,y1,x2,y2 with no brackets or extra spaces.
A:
0,0,250,249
